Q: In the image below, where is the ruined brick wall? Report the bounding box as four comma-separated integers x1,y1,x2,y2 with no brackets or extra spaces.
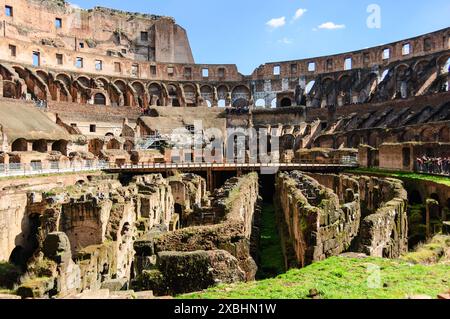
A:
356,176,409,258
131,173,260,295
0,173,96,262
276,172,409,269
276,172,360,268
0,0,194,64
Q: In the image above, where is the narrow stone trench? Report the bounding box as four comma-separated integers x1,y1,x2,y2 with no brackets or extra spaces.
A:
256,203,285,279
256,174,285,279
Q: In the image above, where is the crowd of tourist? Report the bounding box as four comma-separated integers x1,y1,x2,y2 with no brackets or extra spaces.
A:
416,156,450,176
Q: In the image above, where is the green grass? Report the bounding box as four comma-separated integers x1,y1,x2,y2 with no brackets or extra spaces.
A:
256,204,285,279
181,256,450,299
402,235,450,265
347,168,450,186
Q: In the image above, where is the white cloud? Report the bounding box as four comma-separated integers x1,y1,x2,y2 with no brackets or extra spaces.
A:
318,22,346,30
266,16,286,29
278,37,293,45
68,2,82,9
293,8,307,20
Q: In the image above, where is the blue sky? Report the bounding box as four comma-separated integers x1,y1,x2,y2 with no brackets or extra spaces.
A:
71,0,450,74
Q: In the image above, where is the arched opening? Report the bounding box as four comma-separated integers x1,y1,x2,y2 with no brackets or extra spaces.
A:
183,84,196,107
93,93,106,105
32,140,47,153
232,98,248,109
51,140,68,156
280,98,292,107
439,126,450,142
2,81,17,98
200,85,213,107
270,98,277,109
148,83,162,106
218,99,226,108
206,100,212,108
305,81,315,94
88,139,104,156
107,139,121,150
168,85,180,107
11,138,28,152
255,99,265,108
231,85,250,108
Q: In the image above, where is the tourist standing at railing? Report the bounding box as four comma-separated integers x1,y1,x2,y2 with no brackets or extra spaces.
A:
416,156,450,176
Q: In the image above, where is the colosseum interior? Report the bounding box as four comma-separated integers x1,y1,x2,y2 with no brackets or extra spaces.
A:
0,0,449,301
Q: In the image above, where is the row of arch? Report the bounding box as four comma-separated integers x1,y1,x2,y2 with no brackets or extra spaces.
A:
0,53,448,109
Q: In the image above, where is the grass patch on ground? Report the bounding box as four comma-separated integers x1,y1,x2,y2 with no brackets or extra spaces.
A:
402,235,450,265
256,204,285,279
346,168,450,187
181,256,450,299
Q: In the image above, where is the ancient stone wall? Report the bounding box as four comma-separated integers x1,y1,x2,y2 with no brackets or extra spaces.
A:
276,172,360,268
131,173,260,295
276,172,409,269
355,176,409,258
1,173,177,298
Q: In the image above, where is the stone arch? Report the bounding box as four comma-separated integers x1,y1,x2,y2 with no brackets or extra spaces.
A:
200,85,213,106
337,74,353,105
148,82,163,106
51,139,68,156
76,75,91,88
217,85,229,100
11,138,27,152
32,140,47,153
413,59,431,75
183,83,197,107
399,129,416,142
13,66,48,100
255,99,265,108
132,81,146,107
321,77,336,106
420,127,438,142
231,85,250,108
56,73,72,86
280,134,295,151
114,80,130,106
93,93,106,105
2,80,18,98
280,97,292,107
167,84,181,107
88,139,104,156
36,70,50,84
438,126,450,142
107,139,121,150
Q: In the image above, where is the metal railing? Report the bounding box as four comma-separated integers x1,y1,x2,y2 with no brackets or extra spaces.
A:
0,157,359,177
0,161,108,178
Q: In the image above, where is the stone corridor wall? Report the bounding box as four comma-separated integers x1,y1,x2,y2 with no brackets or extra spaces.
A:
276,172,409,269
131,173,260,295
356,176,409,258
276,172,360,268
1,173,177,298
